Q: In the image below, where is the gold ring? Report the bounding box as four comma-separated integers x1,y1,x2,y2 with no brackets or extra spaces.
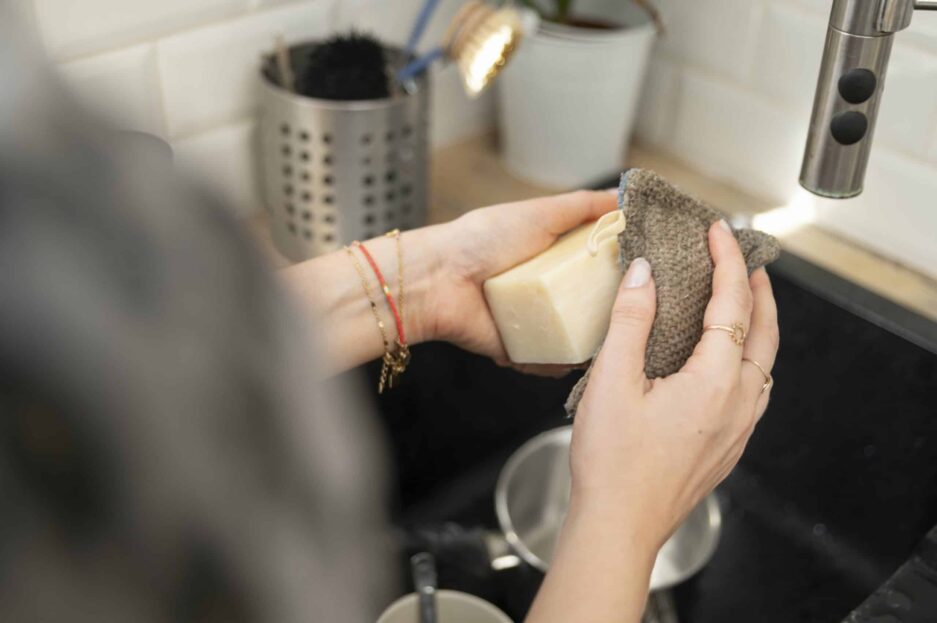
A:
704,322,747,346
743,358,773,394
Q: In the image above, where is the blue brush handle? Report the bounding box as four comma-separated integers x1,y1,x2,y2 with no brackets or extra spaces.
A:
405,0,443,56
397,47,445,83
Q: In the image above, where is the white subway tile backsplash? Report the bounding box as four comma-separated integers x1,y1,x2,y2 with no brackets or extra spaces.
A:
10,0,40,39
813,148,937,280
334,0,461,53
31,0,937,279
173,119,261,218
635,54,681,148
785,0,830,16
35,0,494,216
876,44,937,157
432,64,495,147
670,69,807,204
157,0,335,138
654,0,763,81
905,11,937,53
335,0,419,47
752,3,827,114
627,0,937,283
57,44,167,138
34,0,249,60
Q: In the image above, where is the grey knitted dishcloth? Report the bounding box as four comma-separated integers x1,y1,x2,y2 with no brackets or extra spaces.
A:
565,169,780,417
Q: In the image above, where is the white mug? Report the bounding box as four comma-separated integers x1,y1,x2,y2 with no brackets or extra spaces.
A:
377,589,512,623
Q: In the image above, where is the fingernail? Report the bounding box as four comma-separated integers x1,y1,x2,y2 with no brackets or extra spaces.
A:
717,218,731,233
605,187,619,195
624,257,651,288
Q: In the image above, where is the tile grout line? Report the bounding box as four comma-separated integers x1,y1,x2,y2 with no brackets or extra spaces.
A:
656,47,937,171
147,46,171,140
652,0,937,150
170,114,259,145
48,0,319,64
737,0,769,85
154,0,336,139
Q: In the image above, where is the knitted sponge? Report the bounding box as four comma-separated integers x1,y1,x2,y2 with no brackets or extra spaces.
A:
565,169,780,417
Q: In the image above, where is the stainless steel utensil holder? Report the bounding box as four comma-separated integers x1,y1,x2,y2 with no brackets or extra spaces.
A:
259,44,429,261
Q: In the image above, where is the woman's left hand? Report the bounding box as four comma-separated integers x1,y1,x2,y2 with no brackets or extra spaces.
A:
285,190,616,375
423,190,618,373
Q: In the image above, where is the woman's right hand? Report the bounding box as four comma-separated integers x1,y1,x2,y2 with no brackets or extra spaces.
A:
526,220,778,623
571,218,779,549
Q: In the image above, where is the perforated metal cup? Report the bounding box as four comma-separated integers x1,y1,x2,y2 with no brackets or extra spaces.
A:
259,45,429,261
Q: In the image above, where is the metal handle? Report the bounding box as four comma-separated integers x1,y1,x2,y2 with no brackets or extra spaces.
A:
643,590,680,623
410,552,438,623
916,1,937,9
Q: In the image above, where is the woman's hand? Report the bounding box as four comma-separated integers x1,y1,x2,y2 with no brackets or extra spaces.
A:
526,220,779,623
283,190,615,375
425,190,618,371
570,220,778,542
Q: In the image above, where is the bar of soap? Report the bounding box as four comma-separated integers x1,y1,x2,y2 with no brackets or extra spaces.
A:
483,212,624,364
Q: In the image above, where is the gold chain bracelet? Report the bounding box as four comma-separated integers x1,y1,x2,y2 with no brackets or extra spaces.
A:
343,230,410,393
344,245,394,391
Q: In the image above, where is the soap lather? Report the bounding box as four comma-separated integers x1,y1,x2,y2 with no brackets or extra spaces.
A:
482,169,780,417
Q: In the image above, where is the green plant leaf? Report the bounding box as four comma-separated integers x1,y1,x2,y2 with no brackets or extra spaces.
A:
556,0,573,22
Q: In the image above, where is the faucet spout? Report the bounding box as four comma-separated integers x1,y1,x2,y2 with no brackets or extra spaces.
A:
799,0,928,198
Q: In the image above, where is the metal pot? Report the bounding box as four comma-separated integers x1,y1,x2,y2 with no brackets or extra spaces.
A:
494,426,722,591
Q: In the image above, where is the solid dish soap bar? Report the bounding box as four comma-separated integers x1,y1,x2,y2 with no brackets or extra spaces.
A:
483,211,625,364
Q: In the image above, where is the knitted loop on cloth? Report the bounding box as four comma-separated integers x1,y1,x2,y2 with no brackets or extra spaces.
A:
565,169,781,417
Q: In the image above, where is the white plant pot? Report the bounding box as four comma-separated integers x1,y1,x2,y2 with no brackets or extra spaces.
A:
497,1,655,189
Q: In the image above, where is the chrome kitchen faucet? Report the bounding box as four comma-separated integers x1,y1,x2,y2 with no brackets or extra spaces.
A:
801,0,937,198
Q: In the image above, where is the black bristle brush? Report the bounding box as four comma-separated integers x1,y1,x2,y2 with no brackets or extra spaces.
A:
295,32,390,100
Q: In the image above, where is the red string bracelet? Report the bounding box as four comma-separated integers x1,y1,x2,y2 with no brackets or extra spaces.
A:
354,241,406,345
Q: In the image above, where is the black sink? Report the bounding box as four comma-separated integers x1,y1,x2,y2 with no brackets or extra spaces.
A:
360,251,937,622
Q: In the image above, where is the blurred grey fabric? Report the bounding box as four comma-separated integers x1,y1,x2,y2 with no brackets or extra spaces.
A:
0,5,392,622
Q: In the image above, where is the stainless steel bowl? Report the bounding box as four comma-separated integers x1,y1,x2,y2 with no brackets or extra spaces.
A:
494,426,722,590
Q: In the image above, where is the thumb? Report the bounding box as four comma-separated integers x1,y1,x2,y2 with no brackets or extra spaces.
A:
596,257,657,388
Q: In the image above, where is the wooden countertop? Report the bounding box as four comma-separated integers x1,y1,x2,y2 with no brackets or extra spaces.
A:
252,133,937,323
